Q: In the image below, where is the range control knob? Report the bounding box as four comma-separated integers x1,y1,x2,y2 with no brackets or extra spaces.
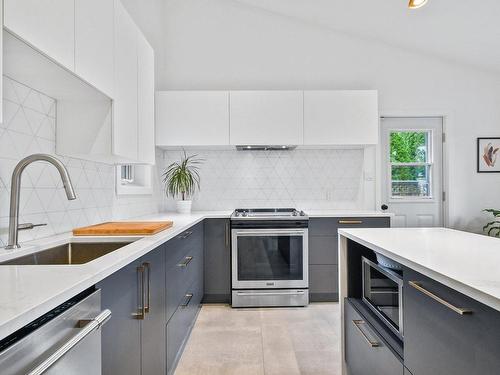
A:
299,211,306,216
292,210,298,216
242,211,248,217
234,212,240,217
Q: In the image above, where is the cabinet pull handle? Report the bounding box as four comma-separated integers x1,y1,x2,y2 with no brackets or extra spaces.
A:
225,222,230,248
352,320,380,347
181,293,193,307
132,265,146,320
179,230,193,239
143,262,151,314
409,281,473,315
338,220,363,225
177,256,193,268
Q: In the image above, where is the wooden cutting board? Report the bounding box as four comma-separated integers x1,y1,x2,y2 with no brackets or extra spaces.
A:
73,221,173,236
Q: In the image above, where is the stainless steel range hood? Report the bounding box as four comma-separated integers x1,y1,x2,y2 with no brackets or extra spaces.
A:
235,145,297,151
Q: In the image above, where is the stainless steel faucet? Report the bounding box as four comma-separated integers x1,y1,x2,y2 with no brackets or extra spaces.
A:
5,154,77,249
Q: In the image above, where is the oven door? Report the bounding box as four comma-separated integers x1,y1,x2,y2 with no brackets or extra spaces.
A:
232,228,308,289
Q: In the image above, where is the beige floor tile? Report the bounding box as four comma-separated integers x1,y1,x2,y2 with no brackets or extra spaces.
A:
174,302,340,375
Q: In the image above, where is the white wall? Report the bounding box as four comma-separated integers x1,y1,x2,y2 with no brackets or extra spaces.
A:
158,0,500,232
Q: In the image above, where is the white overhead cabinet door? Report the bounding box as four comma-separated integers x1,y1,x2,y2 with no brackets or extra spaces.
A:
113,0,138,161
229,91,303,145
4,0,75,70
303,90,378,145
75,0,114,97
137,32,156,164
155,91,230,146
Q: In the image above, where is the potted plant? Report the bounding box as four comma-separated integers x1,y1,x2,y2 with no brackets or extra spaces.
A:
162,151,203,214
483,209,500,237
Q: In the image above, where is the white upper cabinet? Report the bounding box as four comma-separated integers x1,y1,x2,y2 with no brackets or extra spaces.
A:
304,90,379,145
75,0,114,97
229,91,303,145
137,32,156,164
4,0,75,70
113,0,138,161
156,91,230,146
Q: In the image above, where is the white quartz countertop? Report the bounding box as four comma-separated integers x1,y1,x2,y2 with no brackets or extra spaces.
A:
0,209,390,340
338,227,500,312
0,211,230,340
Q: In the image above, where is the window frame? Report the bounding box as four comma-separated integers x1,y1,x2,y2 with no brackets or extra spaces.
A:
387,128,435,202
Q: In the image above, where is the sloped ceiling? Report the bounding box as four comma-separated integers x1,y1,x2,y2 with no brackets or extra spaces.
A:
231,0,500,74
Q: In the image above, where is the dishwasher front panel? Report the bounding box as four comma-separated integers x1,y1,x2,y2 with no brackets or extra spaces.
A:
0,288,108,375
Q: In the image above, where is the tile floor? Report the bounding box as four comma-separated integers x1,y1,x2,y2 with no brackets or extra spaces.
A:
175,303,341,375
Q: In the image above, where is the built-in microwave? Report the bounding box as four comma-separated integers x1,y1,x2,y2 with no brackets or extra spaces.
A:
362,257,404,339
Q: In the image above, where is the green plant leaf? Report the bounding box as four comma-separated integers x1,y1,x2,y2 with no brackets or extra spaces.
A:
162,150,204,200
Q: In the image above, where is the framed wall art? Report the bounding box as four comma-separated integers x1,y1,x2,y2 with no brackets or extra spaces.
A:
478,137,500,173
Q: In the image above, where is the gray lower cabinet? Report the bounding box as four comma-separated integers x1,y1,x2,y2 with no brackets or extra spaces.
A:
404,268,500,375
166,222,204,375
345,298,404,375
309,217,390,302
203,219,231,303
98,244,166,375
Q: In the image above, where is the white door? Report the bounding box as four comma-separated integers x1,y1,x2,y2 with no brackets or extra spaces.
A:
381,117,444,227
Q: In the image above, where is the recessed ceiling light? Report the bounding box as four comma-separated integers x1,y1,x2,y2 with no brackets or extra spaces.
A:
408,0,428,9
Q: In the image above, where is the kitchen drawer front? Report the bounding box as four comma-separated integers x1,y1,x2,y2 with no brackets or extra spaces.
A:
164,223,203,270
404,268,500,375
166,277,203,375
345,299,404,375
309,236,338,265
166,243,203,323
309,217,390,236
309,264,338,302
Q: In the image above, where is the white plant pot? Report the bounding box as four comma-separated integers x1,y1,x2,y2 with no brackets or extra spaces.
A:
176,200,192,214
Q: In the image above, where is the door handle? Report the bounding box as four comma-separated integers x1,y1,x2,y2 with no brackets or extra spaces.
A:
27,309,112,375
179,230,193,239
409,281,472,315
132,265,146,320
143,262,151,314
381,204,388,211
352,320,380,347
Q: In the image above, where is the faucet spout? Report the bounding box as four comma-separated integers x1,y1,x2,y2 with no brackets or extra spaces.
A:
5,154,77,249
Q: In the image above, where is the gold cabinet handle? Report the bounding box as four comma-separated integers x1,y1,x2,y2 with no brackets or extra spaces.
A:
143,262,151,314
132,265,146,320
338,220,363,225
352,320,380,347
409,281,473,315
177,256,193,268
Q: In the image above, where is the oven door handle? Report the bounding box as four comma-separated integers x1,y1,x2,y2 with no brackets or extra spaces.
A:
235,290,306,296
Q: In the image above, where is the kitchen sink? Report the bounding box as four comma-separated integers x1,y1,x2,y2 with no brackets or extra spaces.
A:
0,242,134,265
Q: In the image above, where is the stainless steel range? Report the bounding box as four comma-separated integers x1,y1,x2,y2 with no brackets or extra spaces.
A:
231,208,309,307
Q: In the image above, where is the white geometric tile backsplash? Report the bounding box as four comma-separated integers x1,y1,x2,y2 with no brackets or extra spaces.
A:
159,148,365,211
0,76,159,247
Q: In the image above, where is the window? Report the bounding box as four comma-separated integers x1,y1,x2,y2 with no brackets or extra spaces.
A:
389,130,433,199
116,164,153,195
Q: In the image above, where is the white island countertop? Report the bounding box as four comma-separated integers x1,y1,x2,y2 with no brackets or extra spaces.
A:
339,227,500,312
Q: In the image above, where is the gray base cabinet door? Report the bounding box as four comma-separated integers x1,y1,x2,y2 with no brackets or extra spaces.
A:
141,246,166,375
98,261,142,375
203,219,231,303
345,299,403,375
404,268,500,375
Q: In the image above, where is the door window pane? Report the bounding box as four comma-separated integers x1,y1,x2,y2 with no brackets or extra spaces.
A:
390,131,429,163
391,165,430,197
237,236,303,281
